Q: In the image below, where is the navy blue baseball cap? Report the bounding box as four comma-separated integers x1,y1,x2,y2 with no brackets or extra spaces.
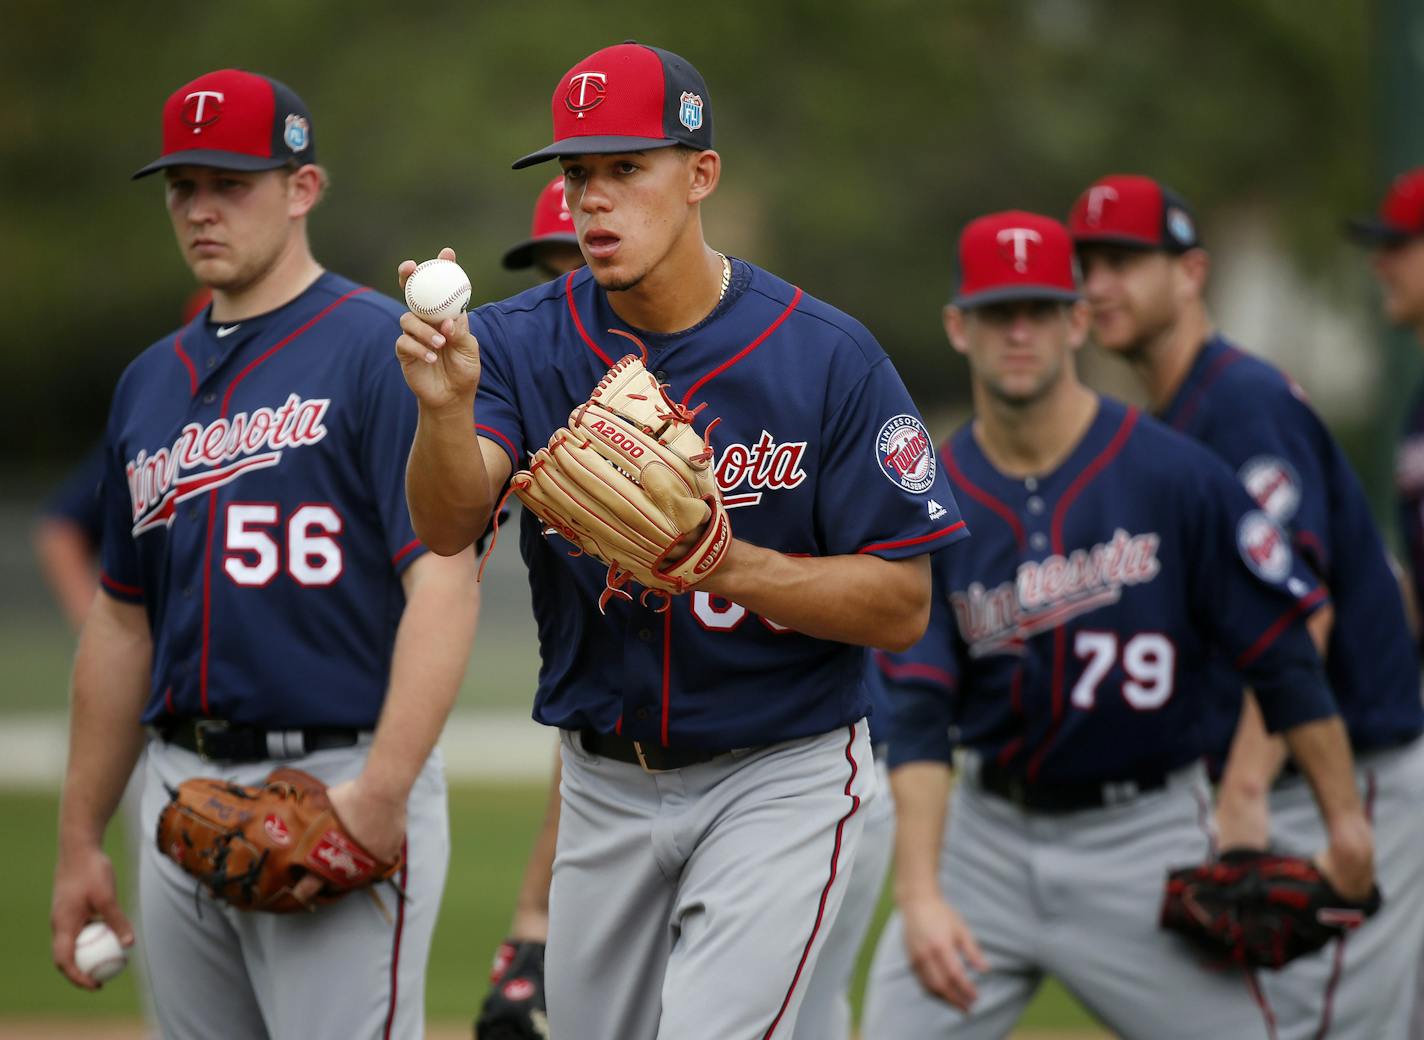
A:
133,69,315,179
513,43,713,169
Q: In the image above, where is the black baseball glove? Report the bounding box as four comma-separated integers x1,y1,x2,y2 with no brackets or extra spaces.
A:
1160,849,1382,969
473,939,549,1040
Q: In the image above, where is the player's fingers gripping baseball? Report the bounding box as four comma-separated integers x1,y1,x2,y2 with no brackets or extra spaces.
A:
396,311,482,409
51,850,131,990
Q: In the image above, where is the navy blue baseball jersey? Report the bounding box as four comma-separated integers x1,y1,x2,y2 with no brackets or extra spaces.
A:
1164,335,1422,754
98,273,426,729
470,260,969,750
43,442,106,546
883,397,1337,781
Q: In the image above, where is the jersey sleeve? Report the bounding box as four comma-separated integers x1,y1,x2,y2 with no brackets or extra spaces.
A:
816,355,969,559
1186,459,1336,733
41,442,106,545
1206,386,1333,577
468,308,525,474
359,348,428,574
97,387,144,604
881,562,963,768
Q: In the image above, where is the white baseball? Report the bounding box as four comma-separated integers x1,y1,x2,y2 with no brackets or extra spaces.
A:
404,257,472,324
74,921,128,983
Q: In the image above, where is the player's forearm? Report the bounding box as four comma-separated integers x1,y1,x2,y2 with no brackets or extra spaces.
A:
33,521,98,631
358,550,480,806
1217,692,1288,802
1285,716,1371,845
57,596,151,852
891,761,954,904
698,544,931,651
407,402,494,555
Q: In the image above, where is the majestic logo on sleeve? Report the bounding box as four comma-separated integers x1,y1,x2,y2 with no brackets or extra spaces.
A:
951,529,1161,657
876,415,936,494
714,431,807,508
125,394,329,536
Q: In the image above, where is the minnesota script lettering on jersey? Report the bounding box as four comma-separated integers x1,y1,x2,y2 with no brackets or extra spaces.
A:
125,393,330,535
714,431,807,508
953,528,1161,657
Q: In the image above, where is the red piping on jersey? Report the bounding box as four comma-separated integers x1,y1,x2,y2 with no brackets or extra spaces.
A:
661,609,673,746
100,572,143,598
1234,586,1327,669
199,286,369,715
391,539,422,567
1028,407,1139,781
681,287,804,405
944,448,1025,550
762,723,861,1039
858,520,967,555
1169,347,1243,432
381,840,410,1040
163,685,175,714
564,272,615,367
476,423,519,469
173,339,198,396
874,655,956,690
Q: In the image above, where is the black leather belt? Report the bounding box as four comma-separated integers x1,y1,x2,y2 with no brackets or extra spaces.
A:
977,761,1169,814
577,727,736,772
158,719,367,763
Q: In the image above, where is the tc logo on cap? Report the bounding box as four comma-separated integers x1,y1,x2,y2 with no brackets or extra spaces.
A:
566,72,607,117
182,90,224,133
997,228,1042,273
1084,185,1119,227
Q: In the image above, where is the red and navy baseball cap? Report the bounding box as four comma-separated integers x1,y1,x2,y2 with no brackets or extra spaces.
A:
512,42,713,170
953,211,1080,308
1346,169,1424,246
1068,174,1200,253
133,69,316,180
502,176,580,270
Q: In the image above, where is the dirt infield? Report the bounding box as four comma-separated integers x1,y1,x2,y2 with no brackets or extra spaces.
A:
0,1022,1109,1039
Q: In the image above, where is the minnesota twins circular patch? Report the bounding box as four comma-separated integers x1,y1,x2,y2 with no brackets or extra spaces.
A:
1237,510,1292,584
876,414,936,494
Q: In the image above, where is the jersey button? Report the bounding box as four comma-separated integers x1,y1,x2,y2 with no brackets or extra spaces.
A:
1027,496,1045,515
1030,532,1048,551
1025,477,1039,492
202,391,217,405
638,627,652,641
634,707,651,721
654,370,668,382
205,357,217,370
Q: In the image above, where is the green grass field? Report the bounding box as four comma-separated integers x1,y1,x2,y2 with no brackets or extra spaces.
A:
2,785,1100,1031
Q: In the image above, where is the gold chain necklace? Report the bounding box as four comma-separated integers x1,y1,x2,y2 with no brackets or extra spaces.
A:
717,252,731,301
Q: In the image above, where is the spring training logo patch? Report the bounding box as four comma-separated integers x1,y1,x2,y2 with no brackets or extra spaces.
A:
876,415,935,494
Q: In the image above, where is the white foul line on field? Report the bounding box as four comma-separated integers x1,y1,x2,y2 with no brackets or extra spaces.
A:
0,713,557,789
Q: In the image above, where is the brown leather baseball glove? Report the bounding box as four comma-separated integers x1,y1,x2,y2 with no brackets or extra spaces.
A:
1160,849,1381,969
511,350,731,611
156,767,402,913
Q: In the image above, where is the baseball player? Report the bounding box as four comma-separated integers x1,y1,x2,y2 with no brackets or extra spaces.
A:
397,41,969,1039
1070,173,1424,1039
473,172,901,1040
49,69,479,1039
1346,166,1424,1040
860,210,1375,1040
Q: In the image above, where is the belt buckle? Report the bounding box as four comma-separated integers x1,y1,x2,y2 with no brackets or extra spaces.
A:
632,741,668,774
192,720,229,762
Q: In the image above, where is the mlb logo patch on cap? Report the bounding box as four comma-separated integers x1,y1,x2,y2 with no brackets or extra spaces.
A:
514,42,714,169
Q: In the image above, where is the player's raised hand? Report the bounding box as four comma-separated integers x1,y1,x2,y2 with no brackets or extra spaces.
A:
395,246,482,411
51,844,133,990
901,894,988,1012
